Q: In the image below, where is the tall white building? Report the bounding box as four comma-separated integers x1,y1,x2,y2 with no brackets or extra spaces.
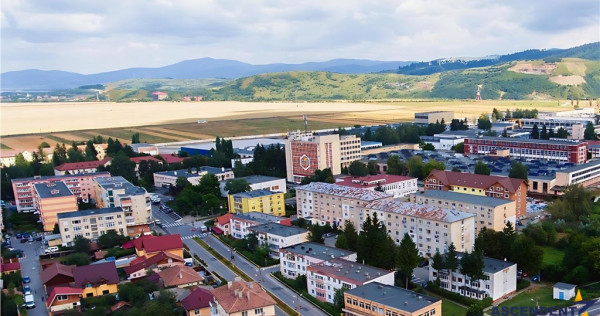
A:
94,177,151,228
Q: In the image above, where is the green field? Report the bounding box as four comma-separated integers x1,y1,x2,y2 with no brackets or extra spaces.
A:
441,298,468,316
541,246,565,267
497,286,572,313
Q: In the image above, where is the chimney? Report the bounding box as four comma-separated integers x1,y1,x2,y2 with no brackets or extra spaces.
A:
227,281,232,289
179,272,183,279
238,290,243,299
234,289,239,296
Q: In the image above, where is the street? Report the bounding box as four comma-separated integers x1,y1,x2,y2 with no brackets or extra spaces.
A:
10,236,48,316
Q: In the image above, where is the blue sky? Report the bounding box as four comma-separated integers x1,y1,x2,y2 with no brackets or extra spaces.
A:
1,0,598,73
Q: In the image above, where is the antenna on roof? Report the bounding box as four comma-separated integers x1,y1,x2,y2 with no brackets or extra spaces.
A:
304,114,308,132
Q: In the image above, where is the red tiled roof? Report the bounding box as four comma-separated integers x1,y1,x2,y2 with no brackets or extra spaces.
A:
216,213,233,226
152,91,168,95
181,287,213,311
428,170,526,193
1,262,21,272
130,156,162,164
124,251,184,275
54,157,111,172
72,262,119,288
157,265,203,287
159,154,187,164
110,301,131,312
212,226,224,234
46,287,82,308
134,234,183,253
211,280,276,313
336,174,416,189
41,263,74,285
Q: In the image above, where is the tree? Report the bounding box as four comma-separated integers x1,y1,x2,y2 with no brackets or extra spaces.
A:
474,161,491,175
501,129,508,137
73,236,92,253
452,142,464,153
508,161,528,180
509,235,543,276
307,224,332,244
131,133,141,144
198,174,221,196
201,193,221,215
431,250,445,283
450,119,468,131
356,214,396,269
367,161,378,175
85,140,98,161
335,221,358,251
53,223,60,234
362,127,372,141
467,304,484,316
460,248,485,296
300,168,334,184
61,252,91,266
52,143,68,166
232,160,253,177
97,230,129,249
421,143,436,151
492,108,501,121
67,143,85,162
556,127,569,138
422,159,445,179
118,282,147,306
386,155,407,175
547,184,592,221
584,122,596,140
531,123,539,139
540,124,549,140
477,114,492,130
548,127,555,139
445,243,459,287
333,288,347,310
407,156,424,179
505,108,511,119
107,152,136,183
348,161,369,177
396,233,420,289
224,179,251,194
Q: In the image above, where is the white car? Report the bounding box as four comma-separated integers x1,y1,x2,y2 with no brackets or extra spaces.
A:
45,246,59,253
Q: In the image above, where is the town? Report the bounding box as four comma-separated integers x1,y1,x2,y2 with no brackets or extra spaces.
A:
1,106,600,316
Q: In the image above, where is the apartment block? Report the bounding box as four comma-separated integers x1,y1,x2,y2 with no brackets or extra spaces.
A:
429,253,517,301
343,282,442,316
279,242,356,279
229,212,290,239
227,190,285,217
336,174,418,198
247,223,308,257
295,182,392,227
57,207,127,246
285,131,342,183
424,170,528,218
306,258,394,304
464,137,588,163
11,172,110,212
530,160,600,195
358,200,476,257
411,190,516,232
340,135,362,168
94,176,151,227
219,175,286,197
33,182,78,231
154,167,234,188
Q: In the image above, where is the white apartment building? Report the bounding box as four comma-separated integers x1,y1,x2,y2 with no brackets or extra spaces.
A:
340,135,362,168
306,258,395,304
429,253,517,302
154,167,234,188
57,207,127,246
230,212,289,239
336,174,418,198
94,177,151,227
279,242,356,279
247,223,308,257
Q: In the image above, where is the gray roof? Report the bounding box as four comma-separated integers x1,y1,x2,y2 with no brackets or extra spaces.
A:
57,207,123,219
33,181,73,198
236,175,283,184
233,189,278,198
413,190,513,208
232,212,284,224
475,136,584,145
453,252,515,274
233,148,254,156
11,172,110,183
280,242,355,261
554,282,576,290
346,282,440,313
308,258,393,283
95,176,146,196
248,223,307,237
556,159,600,173
157,167,231,178
130,143,154,150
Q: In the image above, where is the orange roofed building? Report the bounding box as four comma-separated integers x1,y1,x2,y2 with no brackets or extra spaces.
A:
424,170,528,218
46,286,83,314
157,265,203,288
210,279,276,316
133,234,184,259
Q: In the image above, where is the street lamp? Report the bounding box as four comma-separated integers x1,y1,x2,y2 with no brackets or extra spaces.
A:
530,298,539,313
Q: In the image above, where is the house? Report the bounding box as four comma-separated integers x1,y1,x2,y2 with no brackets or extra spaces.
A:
229,212,290,239
130,143,159,156
152,91,168,100
76,143,109,160
428,252,517,301
219,175,286,197
213,213,234,235
72,262,119,297
157,265,203,288
424,170,528,218
553,283,576,300
306,258,395,304
133,234,184,259
41,263,75,294
0,150,18,167
247,223,308,257
124,251,185,280
154,167,234,188
279,242,356,279
335,174,418,198
0,261,21,275
46,287,83,314
210,279,276,316
33,181,78,231
343,282,442,316
181,287,214,316
227,190,285,217
54,157,112,176
159,154,187,165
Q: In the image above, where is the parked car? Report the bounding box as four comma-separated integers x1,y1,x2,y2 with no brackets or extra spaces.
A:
24,294,35,309
23,285,31,295
23,232,30,239
28,237,34,243
35,236,43,241
22,276,31,284
15,233,22,239
20,238,28,244
45,246,59,254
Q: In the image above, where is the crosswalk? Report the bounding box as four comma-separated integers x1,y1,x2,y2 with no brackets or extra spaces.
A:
162,222,184,228
181,234,207,240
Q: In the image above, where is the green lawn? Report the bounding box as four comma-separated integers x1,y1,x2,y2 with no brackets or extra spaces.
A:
541,246,565,267
497,286,572,312
442,298,468,316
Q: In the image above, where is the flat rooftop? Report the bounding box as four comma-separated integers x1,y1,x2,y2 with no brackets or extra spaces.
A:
297,182,391,201
233,189,279,198
248,222,307,237
232,212,284,224
413,190,513,208
364,200,476,223
156,167,230,178
11,172,110,183
233,175,283,184
33,181,73,198
307,258,392,284
346,282,440,313
57,207,123,219
472,136,585,145
95,176,146,196
280,242,354,261
336,174,415,189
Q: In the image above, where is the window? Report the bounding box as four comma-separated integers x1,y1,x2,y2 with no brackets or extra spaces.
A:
254,308,263,314
242,312,248,316
57,295,67,301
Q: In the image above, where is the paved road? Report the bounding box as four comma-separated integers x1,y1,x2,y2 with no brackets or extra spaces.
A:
10,236,48,316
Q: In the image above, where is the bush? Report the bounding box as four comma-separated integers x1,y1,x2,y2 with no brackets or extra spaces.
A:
104,247,135,259
61,252,92,266
517,279,531,291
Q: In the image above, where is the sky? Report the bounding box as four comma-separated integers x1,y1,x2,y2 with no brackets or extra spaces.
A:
1,0,599,74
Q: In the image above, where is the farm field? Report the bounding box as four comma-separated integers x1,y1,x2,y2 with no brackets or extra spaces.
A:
0,99,579,151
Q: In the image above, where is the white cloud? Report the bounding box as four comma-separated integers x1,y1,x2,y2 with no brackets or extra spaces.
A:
0,0,598,73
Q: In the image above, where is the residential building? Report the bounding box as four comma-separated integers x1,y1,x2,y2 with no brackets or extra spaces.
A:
72,262,119,298
279,242,357,279
285,130,342,183
0,261,21,275
33,182,78,232
57,207,127,246
130,143,159,155
12,172,110,211
231,148,254,167
130,156,163,175
227,190,285,217
336,174,418,198
213,213,234,236
219,175,286,197
340,135,362,168
414,111,453,125
410,190,516,232
553,283,577,301
210,279,276,316
295,182,393,227
520,116,599,135
46,287,83,314
229,212,290,239
247,223,308,257
154,167,234,188
152,91,168,100
160,153,188,165
41,263,75,294
0,150,18,167
157,265,203,288
464,137,588,163
306,258,395,304
181,287,214,316
94,176,152,228
132,234,184,259
428,253,517,302
124,251,185,280
424,170,528,218
359,200,476,257
76,143,109,160
343,282,442,316
54,157,112,176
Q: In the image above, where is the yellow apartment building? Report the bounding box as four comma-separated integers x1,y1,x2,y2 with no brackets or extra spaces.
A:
227,190,285,216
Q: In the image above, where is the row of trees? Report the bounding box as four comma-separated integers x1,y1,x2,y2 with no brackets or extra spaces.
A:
362,124,422,145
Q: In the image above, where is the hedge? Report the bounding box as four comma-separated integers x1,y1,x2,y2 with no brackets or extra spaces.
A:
426,282,493,308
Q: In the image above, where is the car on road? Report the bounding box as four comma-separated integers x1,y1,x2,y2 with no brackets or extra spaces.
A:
22,276,31,284
24,294,35,309
23,285,31,295
158,223,165,229
15,233,22,239
23,232,30,238
20,238,28,244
